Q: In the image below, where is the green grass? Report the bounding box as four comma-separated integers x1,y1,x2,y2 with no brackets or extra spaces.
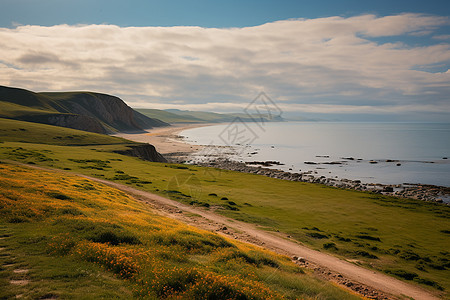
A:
0,118,136,146
0,101,57,119
0,126,448,296
0,141,448,296
0,162,359,299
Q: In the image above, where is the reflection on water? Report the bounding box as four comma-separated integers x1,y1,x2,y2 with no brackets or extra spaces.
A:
181,122,450,187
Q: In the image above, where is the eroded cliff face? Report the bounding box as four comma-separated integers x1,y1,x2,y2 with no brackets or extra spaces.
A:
0,85,169,134
61,93,143,132
114,144,167,163
46,114,107,133
22,113,108,134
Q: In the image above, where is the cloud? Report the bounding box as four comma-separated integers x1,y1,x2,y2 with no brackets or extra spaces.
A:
0,13,449,118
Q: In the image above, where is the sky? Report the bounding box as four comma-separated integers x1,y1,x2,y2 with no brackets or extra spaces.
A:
1,0,449,121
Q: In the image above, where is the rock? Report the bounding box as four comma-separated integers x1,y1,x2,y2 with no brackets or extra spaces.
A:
114,144,167,162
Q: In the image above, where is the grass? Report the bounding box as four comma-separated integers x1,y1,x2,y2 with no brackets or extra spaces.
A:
0,162,359,299
0,121,448,296
0,118,134,146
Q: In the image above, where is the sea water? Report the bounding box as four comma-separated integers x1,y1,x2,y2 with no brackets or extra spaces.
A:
180,122,450,187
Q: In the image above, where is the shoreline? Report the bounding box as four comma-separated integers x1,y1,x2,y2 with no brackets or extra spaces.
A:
193,158,450,204
115,123,450,204
112,123,210,158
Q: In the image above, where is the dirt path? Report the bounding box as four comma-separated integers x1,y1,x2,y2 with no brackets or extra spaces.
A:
10,161,440,300
80,175,439,300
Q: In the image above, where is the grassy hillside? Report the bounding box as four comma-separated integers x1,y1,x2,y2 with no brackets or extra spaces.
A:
0,162,359,299
0,85,168,133
136,109,204,123
0,118,133,146
0,118,167,163
136,108,284,124
0,138,448,297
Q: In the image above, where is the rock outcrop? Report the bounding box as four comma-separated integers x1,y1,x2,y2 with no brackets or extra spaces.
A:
115,144,167,163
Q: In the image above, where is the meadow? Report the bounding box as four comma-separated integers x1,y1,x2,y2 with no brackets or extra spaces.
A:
0,162,359,299
0,118,449,297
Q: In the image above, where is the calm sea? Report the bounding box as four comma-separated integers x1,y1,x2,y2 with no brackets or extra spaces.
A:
181,122,450,187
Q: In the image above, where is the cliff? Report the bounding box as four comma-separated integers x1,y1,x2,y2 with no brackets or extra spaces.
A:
115,144,167,163
0,85,169,134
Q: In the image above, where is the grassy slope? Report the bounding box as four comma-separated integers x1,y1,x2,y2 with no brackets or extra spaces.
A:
0,141,448,296
0,101,57,119
0,162,359,299
0,118,134,146
135,109,205,124
0,86,168,132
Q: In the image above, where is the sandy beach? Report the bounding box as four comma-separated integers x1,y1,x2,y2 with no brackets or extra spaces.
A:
112,123,211,156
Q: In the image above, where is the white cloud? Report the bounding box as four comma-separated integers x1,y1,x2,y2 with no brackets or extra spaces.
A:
0,13,449,117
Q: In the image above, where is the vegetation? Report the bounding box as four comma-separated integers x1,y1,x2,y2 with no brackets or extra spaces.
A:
0,118,133,146
0,85,167,133
0,162,359,299
0,117,449,296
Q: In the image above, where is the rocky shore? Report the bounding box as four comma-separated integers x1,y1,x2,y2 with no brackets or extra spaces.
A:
187,158,449,204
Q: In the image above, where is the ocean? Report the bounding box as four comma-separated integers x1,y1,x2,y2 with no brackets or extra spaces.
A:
180,122,450,187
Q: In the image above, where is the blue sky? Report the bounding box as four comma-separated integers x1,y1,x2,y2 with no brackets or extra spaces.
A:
1,0,449,121
1,0,450,28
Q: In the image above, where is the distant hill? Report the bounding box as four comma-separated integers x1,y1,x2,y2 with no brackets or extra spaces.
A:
0,86,168,134
136,108,284,124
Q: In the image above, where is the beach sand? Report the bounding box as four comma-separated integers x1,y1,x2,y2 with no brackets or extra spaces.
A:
112,123,210,156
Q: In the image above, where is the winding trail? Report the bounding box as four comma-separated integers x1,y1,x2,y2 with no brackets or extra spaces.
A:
12,161,440,300
82,175,439,300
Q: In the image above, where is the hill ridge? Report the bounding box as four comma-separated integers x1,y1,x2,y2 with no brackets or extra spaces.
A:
0,85,168,134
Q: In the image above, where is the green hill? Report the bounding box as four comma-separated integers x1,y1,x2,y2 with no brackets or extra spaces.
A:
0,86,168,134
136,108,284,124
135,109,204,123
0,118,167,162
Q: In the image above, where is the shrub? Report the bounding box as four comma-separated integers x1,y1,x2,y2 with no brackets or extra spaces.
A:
46,192,72,200
7,216,29,223
355,235,381,242
58,207,84,216
398,250,421,261
306,232,328,239
323,242,337,250
222,204,239,211
90,230,141,246
414,277,444,290
385,269,418,280
355,250,378,259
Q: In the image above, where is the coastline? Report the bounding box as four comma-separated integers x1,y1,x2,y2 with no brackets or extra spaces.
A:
195,158,450,204
112,123,211,159
115,123,450,204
